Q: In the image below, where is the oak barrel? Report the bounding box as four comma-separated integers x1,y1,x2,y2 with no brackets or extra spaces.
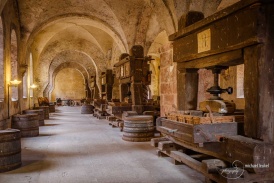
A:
0,129,21,172
12,114,39,137
49,103,55,113
24,109,45,126
35,106,49,119
122,115,154,142
81,104,94,114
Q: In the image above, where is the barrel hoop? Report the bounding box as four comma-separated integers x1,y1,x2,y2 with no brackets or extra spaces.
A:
0,138,21,143
0,150,21,157
123,127,155,133
122,136,152,142
124,122,153,127
124,120,152,123
124,118,153,121
123,132,154,137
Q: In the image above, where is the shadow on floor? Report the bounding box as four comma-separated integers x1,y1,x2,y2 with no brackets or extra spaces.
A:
4,149,54,174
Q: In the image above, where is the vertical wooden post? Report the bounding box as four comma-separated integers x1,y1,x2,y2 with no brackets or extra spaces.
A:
244,4,274,143
119,83,128,102
177,68,199,110
94,84,99,99
105,70,114,101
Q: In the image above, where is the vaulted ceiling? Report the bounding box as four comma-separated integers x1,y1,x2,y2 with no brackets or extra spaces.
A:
16,0,239,96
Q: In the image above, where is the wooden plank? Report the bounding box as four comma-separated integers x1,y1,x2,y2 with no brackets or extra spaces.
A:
223,135,274,174
111,121,119,128
150,137,169,147
156,150,169,157
158,141,177,151
244,45,260,140
193,123,238,143
156,126,193,143
159,118,238,143
178,50,243,69
170,151,225,183
172,158,184,165
162,119,194,135
201,159,226,174
190,154,214,161
156,147,274,183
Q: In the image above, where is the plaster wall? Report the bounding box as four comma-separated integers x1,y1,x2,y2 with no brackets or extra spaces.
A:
51,68,86,102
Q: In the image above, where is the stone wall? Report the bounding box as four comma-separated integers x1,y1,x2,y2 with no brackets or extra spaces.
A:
159,43,177,116
51,68,86,102
0,0,22,126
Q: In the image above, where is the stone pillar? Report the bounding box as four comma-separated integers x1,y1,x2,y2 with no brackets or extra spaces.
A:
159,43,177,116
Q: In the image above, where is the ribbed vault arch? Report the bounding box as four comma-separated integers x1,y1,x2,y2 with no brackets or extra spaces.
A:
44,62,89,100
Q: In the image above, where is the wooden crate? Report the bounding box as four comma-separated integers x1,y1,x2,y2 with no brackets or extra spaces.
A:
177,114,235,124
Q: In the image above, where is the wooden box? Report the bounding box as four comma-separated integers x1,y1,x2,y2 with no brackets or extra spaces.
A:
157,118,239,143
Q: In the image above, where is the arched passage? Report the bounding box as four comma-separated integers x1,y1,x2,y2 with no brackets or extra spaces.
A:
147,30,169,98
51,67,86,102
43,51,96,99
45,62,90,101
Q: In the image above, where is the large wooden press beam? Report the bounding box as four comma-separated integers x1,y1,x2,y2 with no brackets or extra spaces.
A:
170,0,274,142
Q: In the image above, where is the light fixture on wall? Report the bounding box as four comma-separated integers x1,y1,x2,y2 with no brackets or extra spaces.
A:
29,83,37,109
30,84,37,89
10,79,22,85
8,79,21,119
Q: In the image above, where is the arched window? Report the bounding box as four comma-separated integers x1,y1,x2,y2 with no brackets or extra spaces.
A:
236,64,244,98
29,53,34,97
22,72,27,98
11,30,18,101
0,17,4,102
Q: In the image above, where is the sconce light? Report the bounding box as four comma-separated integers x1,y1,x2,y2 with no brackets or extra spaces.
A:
9,79,22,86
30,84,37,89
8,79,22,119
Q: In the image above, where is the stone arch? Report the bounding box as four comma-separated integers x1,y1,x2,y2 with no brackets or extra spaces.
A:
147,30,169,97
50,67,86,102
48,62,89,101
43,51,95,99
23,14,128,65
36,46,100,96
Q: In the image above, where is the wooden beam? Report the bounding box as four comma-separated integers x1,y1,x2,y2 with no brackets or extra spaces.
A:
158,141,177,151
178,50,243,69
150,137,169,147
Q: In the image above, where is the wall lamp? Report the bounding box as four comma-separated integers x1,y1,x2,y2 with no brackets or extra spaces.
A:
29,84,37,109
8,79,21,119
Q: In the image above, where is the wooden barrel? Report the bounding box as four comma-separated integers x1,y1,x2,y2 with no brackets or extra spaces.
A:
49,103,55,113
81,104,94,114
122,115,154,142
0,129,21,172
12,114,39,137
35,106,49,119
24,109,45,126
122,111,138,120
